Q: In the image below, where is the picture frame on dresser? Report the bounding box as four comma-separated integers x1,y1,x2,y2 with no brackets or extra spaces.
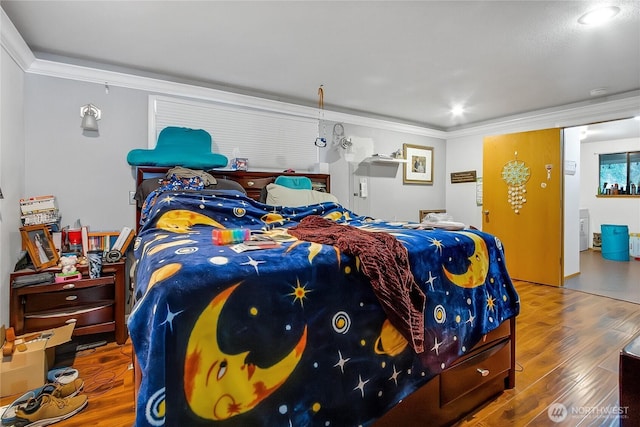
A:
19,224,59,270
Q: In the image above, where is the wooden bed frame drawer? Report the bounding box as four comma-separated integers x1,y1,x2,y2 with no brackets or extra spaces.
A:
441,338,511,406
480,319,511,346
24,284,114,312
23,303,114,332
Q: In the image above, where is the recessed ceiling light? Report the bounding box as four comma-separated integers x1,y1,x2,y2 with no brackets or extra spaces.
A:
578,6,620,25
451,105,464,116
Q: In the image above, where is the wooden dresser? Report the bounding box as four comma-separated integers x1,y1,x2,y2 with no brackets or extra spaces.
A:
9,261,128,345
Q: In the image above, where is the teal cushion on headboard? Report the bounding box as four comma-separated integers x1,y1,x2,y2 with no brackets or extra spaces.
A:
127,127,228,169
274,176,312,190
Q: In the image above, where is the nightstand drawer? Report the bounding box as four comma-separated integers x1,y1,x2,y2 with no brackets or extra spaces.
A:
23,303,114,332
24,284,114,312
441,338,511,406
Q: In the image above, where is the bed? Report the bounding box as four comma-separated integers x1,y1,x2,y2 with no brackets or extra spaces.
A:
128,167,519,427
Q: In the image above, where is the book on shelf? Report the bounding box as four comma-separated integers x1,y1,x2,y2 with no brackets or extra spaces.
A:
81,226,89,257
83,227,134,257
112,226,134,254
19,195,57,215
87,231,120,253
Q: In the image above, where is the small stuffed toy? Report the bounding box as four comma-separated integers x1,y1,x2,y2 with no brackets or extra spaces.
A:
60,255,78,275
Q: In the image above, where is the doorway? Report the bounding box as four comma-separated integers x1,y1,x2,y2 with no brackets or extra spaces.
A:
563,117,640,298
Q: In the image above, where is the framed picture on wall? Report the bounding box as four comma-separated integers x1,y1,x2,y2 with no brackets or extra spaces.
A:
403,144,434,184
20,225,60,270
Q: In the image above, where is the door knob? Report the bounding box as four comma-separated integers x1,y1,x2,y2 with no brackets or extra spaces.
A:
483,210,490,215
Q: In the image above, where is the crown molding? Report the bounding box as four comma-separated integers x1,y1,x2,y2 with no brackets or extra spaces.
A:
446,91,640,140
1,8,35,70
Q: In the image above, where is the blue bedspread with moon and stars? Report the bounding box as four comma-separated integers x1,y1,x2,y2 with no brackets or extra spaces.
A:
128,190,519,427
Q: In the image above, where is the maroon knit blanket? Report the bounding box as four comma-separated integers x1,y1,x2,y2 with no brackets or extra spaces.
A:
288,216,426,353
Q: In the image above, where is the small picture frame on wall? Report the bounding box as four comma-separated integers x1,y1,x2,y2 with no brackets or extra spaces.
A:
403,144,434,185
20,225,60,270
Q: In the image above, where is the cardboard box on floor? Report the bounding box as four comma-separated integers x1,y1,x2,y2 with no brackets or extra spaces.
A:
0,323,75,397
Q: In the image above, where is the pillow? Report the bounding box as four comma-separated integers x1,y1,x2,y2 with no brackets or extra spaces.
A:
265,183,338,207
274,176,312,190
134,177,246,208
211,178,246,194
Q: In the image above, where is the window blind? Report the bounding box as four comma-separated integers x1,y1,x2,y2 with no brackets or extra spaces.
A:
150,95,320,171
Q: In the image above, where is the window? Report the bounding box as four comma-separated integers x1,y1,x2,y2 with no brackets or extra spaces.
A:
150,95,320,171
599,151,640,195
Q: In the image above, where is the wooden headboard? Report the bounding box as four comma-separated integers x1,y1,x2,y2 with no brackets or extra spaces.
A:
134,167,331,230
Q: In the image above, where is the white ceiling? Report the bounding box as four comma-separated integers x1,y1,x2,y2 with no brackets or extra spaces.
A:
2,0,640,140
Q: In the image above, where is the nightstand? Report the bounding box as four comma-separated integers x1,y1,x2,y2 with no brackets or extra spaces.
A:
9,261,128,345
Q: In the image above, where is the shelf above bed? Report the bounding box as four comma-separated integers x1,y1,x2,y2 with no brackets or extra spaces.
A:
361,156,407,164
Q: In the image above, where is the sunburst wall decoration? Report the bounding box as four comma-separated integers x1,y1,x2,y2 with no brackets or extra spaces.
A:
501,152,530,214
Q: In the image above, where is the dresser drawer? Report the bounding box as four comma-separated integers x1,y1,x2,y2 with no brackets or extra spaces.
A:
441,338,511,406
23,303,114,332
233,176,274,190
24,284,114,313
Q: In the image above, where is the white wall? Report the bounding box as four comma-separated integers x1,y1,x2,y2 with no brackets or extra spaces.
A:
321,122,446,221
24,74,148,231
580,137,640,242
444,134,484,228
1,46,26,326
563,127,581,277
21,76,446,231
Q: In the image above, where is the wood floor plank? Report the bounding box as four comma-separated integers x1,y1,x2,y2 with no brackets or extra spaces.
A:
576,387,621,427
526,366,619,426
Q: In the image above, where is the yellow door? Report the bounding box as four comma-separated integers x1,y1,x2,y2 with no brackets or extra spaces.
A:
483,128,563,286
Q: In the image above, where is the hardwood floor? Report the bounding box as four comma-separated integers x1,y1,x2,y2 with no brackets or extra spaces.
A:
455,281,640,427
2,280,639,426
1,337,136,427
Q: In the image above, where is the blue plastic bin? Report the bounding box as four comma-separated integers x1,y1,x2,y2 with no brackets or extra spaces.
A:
601,224,629,262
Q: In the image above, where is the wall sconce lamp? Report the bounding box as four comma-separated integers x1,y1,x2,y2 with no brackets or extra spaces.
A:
80,104,101,131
